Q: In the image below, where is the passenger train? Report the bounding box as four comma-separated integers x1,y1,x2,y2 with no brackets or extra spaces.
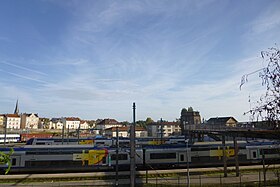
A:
0,140,279,174
25,136,187,147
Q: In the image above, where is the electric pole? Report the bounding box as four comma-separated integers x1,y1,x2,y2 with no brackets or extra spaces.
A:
130,103,136,187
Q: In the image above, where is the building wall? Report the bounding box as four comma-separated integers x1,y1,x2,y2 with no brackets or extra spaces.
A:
181,111,201,125
147,122,181,137
80,122,89,129
21,113,39,129
0,115,4,128
147,125,157,137
5,115,21,129
49,120,64,129
226,118,237,127
136,130,147,137
66,120,80,129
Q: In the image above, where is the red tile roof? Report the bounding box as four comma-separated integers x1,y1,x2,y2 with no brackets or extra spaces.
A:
65,117,80,121
105,126,146,131
98,118,119,125
5,114,20,118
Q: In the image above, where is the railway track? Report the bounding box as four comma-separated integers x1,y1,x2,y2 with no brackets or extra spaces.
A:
2,164,280,180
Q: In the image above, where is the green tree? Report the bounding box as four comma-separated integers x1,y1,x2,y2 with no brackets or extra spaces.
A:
136,120,146,128
145,117,154,124
121,121,130,126
87,120,95,128
0,148,14,174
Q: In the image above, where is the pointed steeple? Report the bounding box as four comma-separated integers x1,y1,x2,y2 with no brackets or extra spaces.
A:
14,99,19,115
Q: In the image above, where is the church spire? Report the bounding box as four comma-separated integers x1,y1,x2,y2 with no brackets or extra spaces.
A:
14,99,19,115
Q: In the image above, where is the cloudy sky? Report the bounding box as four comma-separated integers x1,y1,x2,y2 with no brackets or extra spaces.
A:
0,0,279,122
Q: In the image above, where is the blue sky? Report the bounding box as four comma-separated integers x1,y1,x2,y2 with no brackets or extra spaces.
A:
0,0,279,122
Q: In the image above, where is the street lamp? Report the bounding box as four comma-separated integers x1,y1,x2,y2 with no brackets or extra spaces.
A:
183,121,190,187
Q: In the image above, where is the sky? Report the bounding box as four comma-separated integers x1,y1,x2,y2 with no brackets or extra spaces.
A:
0,0,279,122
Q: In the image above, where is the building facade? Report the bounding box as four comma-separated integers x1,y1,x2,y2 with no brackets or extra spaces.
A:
96,119,123,135
180,107,202,134
49,118,64,129
80,120,90,129
207,117,238,127
0,114,5,128
104,126,147,138
21,113,39,129
147,121,181,137
62,117,81,130
5,114,21,129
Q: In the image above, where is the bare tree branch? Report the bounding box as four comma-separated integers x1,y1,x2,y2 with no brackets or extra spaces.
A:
240,47,280,128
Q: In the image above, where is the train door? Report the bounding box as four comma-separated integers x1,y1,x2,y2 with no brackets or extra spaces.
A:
247,149,259,160
179,153,185,162
10,156,22,167
178,149,191,164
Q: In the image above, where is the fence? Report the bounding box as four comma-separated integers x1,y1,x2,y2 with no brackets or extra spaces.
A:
140,169,280,187
1,168,280,187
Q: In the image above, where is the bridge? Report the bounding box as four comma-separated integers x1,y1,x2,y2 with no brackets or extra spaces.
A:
185,124,280,140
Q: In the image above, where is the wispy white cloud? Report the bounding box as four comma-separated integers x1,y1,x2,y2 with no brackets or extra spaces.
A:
250,2,280,34
0,69,48,84
0,0,278,122
0,60,47,75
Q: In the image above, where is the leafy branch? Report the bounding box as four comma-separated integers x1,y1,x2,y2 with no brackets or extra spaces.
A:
0,148,14,175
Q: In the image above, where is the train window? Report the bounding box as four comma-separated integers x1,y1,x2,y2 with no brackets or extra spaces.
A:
180,154,184,162
12,158,16,166
111,154,128,160
36,142,47,145
96,142,105,145
263,149,280,154
150,153,176,159
253,151,257,158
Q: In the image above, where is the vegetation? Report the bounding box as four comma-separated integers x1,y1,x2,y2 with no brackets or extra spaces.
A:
240,47,280,128
0,148,14,175
135,117,154,129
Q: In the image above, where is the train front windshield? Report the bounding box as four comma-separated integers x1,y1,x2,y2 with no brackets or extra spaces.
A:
26,138,34,145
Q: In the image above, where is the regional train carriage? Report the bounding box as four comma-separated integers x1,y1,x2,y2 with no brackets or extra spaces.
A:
0,145,113,173
246,144,280,160
1,141,280,174
25,136,187,147
190,141,250,167
107,148,143,169
143,146,190,168
26,137,113,147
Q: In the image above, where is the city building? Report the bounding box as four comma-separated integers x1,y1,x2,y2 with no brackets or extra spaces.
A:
147,121,181,137
80,120,90,129
104,126,147,138
0,114,5,128
62,117,81,130
4,114,21,129
49,118,64,129
95,119,123,135
21,113,39,129
180,107,202,134
207,117,238,127
39,118,51,129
